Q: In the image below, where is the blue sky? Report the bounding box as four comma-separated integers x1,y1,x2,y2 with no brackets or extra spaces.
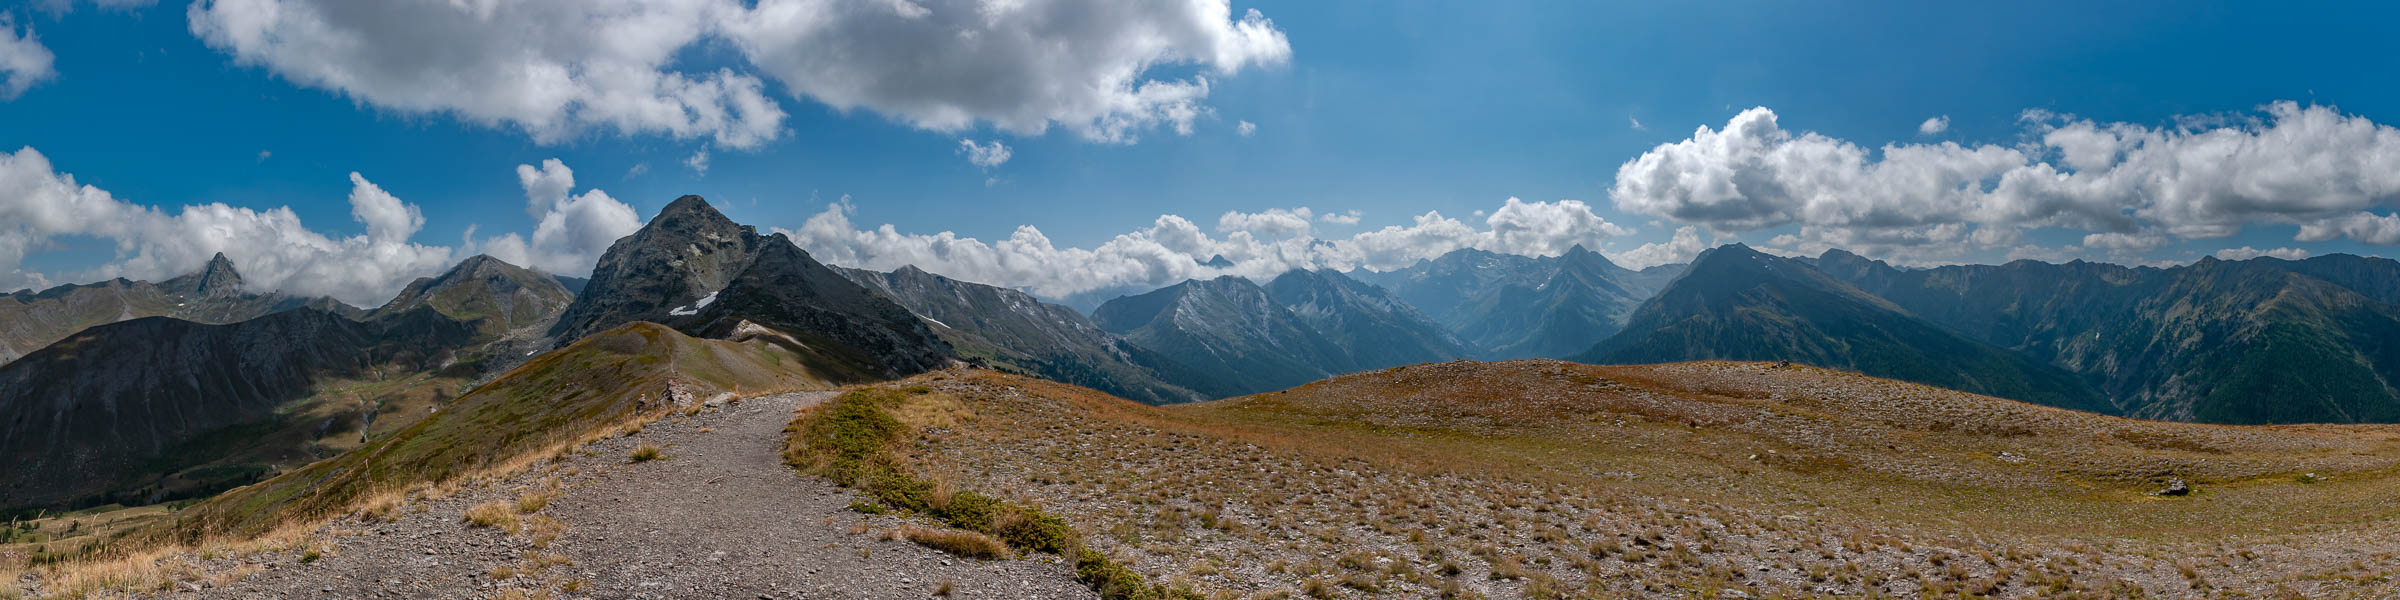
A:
4,0,2400,305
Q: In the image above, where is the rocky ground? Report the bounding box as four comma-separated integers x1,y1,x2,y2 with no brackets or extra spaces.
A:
136,391,1093,600
896,365,2400,599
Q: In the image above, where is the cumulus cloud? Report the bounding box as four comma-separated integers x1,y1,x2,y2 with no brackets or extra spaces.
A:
189,0,787,148
724,0,1291,143
1611,226,1703,269
1237,120,1256,137
0,14,57,100
186,0,1291,148
2215,246,2311,261
1317,209,1360,225
0,146,454,305
685,150,710,176
1217,207,1314,239
777,196,1632,301
1918,115,1948,135
958,138,1011,169
1612,102,2400,263
476,159,643,277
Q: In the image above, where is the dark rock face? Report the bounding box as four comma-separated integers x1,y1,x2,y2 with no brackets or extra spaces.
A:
1096,276,1355,396
1263,268,1469,370
548,195,954,382
372,254,574,334
841,265,1219,404
0,307,478,513
1578,244,2111,413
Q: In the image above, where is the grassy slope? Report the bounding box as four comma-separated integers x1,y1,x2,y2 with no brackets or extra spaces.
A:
134,322,828,547
882,362,2400,598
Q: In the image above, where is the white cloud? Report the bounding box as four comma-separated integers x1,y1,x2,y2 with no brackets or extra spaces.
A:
685,150,710,176
1628,116,1645,131
476,159,644,278
1237,120,1256,137
0,146,455,305
188,0,786,148
1217,207,1313,239
1918,115,1949,135
1483,198,1632,257
777,196,1632,301
2215,246,2311,261
1317,209,1360,225
1612,102,2400,264
1611,226,1703,269
723,0,1291,144
0,14,57,100
347,172,423,245
958,138,1011,169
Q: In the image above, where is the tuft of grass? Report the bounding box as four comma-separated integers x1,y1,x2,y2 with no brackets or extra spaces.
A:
903,526,1011,560
628,443,664,463
516,484,560,514
463,501,520,533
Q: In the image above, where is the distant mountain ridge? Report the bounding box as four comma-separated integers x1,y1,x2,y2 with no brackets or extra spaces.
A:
1095,275,1357,395
372,254,575,334
0,253,358,365
1815,249,2400,423
1577,244,2112,412
841,265,1223,403
1262,268,1470,369
1354,245,1677,360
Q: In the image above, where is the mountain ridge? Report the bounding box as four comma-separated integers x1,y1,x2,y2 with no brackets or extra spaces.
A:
1578,244,2112,412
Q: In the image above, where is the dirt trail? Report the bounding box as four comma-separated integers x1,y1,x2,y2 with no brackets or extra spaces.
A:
174,391,1093,599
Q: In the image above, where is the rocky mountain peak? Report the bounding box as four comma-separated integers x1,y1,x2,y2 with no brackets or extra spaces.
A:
549,195,766,342
187,252,246,297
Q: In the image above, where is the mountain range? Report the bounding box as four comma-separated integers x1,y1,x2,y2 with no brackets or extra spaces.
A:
1814,249,2400,424
15,191,2400,517
0,253,357,366
1576,244,2111,412
839,265,1221,403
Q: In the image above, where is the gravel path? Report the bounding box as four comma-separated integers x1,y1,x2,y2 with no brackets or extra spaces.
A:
171,391,1094,599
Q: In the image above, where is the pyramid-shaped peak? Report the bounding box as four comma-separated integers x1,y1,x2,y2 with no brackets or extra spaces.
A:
1558,243,1620,267
191,252,245,295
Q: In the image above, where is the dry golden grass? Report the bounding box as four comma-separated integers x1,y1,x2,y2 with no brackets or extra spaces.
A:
879,363,2400,599
463,500,521,533
628,443,664,462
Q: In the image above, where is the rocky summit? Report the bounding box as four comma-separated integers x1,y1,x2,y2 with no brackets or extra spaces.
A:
550,195,954,382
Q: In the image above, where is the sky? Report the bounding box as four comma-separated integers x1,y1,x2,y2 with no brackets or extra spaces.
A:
4,0,2400,306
